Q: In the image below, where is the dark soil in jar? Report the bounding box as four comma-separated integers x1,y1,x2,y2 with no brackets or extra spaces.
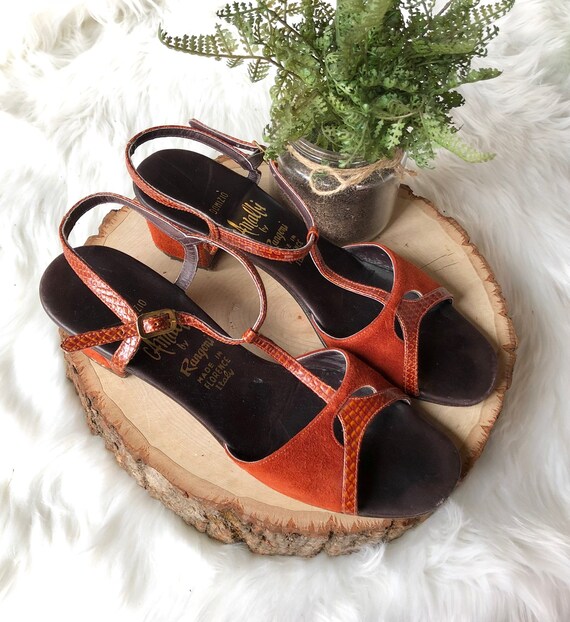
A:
276,149,399,246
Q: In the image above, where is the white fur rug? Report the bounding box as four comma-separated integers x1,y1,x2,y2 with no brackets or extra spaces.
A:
1,1,569,620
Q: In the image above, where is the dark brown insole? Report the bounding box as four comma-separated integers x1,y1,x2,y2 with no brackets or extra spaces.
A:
40,246,460,517
133,150,498,406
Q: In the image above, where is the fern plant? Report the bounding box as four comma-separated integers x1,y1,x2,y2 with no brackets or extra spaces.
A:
160,0,514,167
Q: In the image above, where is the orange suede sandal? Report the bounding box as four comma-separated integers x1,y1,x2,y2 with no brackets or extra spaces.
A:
124,122,498,407
40,193,461,518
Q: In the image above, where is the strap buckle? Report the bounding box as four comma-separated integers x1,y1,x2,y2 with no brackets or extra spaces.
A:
136,309,177,339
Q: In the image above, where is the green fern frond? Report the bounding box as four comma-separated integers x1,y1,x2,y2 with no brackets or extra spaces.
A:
217,2,255,20
472,0,515,27
248,58,271,81
215,25,238,55
422,114,494,162
448,67,501,88
336,0,397,60
384,120,406,149
227,57,244,68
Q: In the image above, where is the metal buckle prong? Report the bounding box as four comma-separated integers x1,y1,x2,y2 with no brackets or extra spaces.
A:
136,309,177,339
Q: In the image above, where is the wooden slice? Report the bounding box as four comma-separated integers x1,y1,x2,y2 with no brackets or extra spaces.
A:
63,165,516,556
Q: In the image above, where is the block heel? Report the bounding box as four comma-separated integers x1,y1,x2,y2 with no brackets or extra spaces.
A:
147,221,218,269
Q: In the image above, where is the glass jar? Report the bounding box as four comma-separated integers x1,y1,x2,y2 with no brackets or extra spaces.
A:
276,139,402,246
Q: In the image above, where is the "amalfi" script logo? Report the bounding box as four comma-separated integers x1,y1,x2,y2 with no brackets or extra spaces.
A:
227,200,269,237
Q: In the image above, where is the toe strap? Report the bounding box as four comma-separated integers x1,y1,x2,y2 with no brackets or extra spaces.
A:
398,287,452,395
228,353,407,515
337,388,404,514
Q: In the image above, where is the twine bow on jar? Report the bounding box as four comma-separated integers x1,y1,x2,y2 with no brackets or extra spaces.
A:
287,145,414,197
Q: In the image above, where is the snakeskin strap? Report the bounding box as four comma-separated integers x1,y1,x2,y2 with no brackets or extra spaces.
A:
337,387,404,514
125,124,319,262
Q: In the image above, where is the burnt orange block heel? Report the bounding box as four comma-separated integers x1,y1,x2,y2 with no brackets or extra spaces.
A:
147,220,184,259
147,221,218,269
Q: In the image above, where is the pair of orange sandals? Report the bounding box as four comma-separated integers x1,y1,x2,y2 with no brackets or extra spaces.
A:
40,121,497,519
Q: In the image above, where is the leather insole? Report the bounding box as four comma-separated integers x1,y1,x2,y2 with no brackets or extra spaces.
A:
134,150,498,406
40,246,460,517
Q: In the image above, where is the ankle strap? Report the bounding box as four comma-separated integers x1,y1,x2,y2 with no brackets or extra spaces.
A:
59,193,268,374
125,121,319,262
127,121,264,184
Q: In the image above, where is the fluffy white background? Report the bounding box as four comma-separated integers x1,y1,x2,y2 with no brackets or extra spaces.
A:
1,0,569,620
